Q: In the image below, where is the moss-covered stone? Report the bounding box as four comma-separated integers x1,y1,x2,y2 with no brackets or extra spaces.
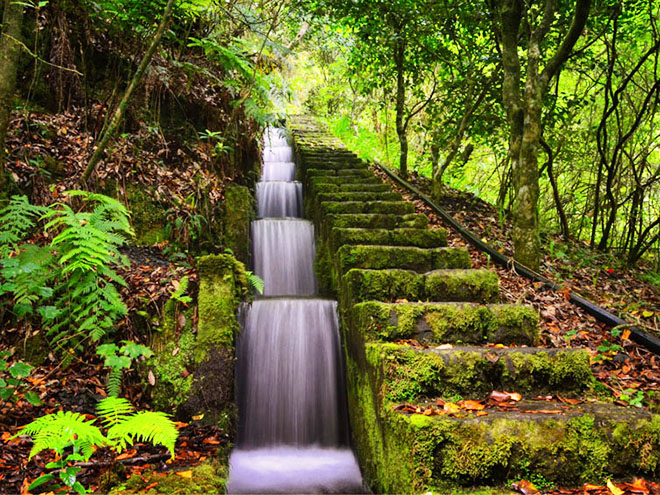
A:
223,184,254,264
125,183,168,245
148,254,248,426
425,269,500,303
324,213,429,232
344,337,660,492
330,228,448,250
352,302,539,346
335,245,470,276
108,459,228,494
310,183,391,195
308,176,381,186
341,269,425,305
316,191,401,203
320,200,415,216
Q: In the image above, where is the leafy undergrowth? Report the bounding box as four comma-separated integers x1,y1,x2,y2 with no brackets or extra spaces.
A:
374,168,660,406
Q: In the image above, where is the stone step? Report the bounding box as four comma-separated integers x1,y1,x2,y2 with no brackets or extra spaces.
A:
308,176,383,187
368,343,592,399
303,160,365,170
335,245,471,275
318,201,415,220
315,191,402,203
341,268,500,305
302,155,362,164
310,183,391,195
351,301,539,346
330,228,448,250
321,214,429,237
305,168,374,179
347,366,660,493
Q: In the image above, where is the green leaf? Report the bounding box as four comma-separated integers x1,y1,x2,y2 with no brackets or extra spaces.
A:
9,361,33,379
25,391,42,406
96,343,119,358
60,466,82,487
105,354,132,371
120,341,153,359
28,474,56,491
0,388,14,400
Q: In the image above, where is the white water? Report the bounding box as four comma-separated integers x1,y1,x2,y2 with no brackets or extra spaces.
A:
256,181,303,218
227,127,364,494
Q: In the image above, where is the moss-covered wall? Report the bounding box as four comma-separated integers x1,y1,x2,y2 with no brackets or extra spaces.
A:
223,184,254,264
148,254,249,431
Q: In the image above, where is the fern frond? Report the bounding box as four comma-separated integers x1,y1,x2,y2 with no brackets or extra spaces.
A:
19,411,105,460
96,397,135,426
106,411,178,457
107,369,123,397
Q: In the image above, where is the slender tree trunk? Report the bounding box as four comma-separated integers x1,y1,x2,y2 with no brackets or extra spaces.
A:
394,38,408,178
0,0,24,193
81,0,175,184
540,138,569,239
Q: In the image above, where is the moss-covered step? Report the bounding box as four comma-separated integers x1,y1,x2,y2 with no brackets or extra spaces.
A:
305,168,374,180
352,301,539,345
321,214,429,238
348,357,660,494
300,159,367,170
425,269,500,303
341,268,499,305
308,176,383,187
330,228,448,251
335,245,471,275
315,191,402,203
309,183,391,195
317,201,415,223
369,343,591,400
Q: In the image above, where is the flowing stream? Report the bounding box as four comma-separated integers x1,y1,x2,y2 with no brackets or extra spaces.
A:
226,128,364,494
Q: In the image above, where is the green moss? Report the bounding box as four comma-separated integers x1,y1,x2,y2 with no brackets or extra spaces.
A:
109,460,227,494
150,327,195,411
487,305,540,345
325,213,429,233
330,228,448,250
500,350,592,394
223,184,253,264
425,269,500,303
335,245,470,276
320,200,415,216
195,254,248,363
125,183,168,245
316,191,401,203
342,269,425,304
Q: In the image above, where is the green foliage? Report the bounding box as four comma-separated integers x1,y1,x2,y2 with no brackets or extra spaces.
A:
245,270,264,295
169,276,193,305
0,195,48,257
0,192,133,353
17,396,178,494
96,341,153,396
0,351,41,406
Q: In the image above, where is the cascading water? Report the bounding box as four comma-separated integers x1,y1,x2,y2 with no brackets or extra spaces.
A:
227,127,364,494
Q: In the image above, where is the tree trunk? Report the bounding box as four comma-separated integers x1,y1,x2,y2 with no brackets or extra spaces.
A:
81,0,175,184
0,0,24,193
540,138,569,239
394,38,408,178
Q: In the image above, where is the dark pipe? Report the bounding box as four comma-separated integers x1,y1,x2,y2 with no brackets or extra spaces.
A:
373,160,660,356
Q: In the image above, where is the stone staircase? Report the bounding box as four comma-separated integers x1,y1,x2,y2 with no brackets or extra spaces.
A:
287,116,660,493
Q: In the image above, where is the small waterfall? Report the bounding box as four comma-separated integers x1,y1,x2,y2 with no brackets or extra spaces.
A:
227,127,364,494
251,219,316,296
236,298,348,447
262,162,296,181
256,181,303,218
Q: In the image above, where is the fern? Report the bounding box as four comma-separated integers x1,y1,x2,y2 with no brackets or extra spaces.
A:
96,396,135,426
0,195,47,257
106,410,178,457
20,411,105,461
245,270,264,295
